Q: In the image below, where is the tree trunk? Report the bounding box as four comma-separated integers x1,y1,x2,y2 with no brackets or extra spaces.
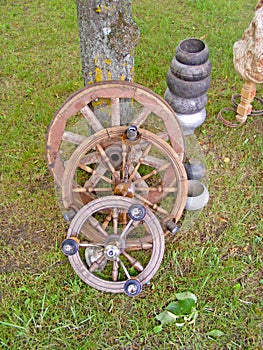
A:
76,0,140,86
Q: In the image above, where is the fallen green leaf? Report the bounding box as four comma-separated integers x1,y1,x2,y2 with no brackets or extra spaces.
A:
175,292,197,303
155,292,198,329
155,310,178,326
166,301,182,315
166,298,195,316
207,329,225,338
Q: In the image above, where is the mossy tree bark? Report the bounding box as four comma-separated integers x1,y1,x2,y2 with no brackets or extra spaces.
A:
76,0,140,86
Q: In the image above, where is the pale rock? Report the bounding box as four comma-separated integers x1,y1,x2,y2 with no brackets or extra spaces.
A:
233,3,263,83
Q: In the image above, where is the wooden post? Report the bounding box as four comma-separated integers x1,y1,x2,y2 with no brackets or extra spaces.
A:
236,81,257,124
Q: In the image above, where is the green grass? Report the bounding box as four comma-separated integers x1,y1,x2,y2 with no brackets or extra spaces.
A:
1,0,262,349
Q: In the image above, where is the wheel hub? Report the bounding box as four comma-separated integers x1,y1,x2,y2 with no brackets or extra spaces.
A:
104,145,123,170
114,181,135,198
104,244,120,261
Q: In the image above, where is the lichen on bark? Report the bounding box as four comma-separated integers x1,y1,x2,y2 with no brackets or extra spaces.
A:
76,0,140,85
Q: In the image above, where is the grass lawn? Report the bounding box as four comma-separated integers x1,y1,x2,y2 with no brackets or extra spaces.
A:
0,0,262,348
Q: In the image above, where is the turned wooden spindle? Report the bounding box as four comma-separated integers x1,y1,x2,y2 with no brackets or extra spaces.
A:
236,81,257,124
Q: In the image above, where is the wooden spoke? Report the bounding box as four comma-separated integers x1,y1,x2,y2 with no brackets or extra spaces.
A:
72,187,88,193
119,220,134,240
128,143,152,182
89,255,106,273
121,142,128,181
88,216,108,238
118,212,129,226
125,240,153,251
102,212,112,230
111,97,120,126
112,208,119,235
135,186,177,193
79,152,99,165
96,144,119,180
73,186,112,193
127,164,149,190
83,162,108,189
133,162,170,184
80,105,104,132
118,258,131,279
62,131,87,145
122,251,144,272
87,187,112,193
143,155,166,168
131,105,152,127
133,192,169,216
78,163,114,185
112,260,119,282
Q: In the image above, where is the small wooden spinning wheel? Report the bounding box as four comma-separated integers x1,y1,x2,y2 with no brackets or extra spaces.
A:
61,196,165,295
46,81,185,186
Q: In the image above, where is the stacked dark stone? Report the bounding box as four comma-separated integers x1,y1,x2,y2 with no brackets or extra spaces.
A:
164,38,211,135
